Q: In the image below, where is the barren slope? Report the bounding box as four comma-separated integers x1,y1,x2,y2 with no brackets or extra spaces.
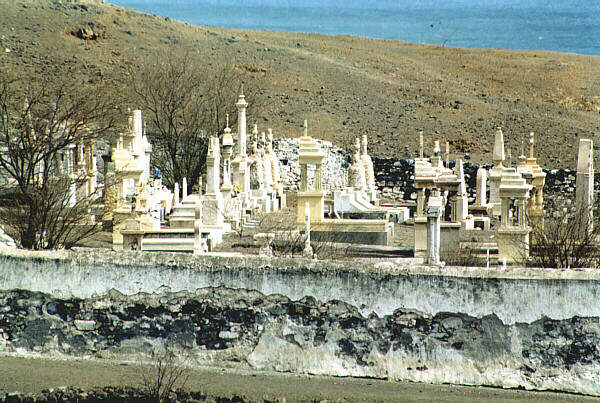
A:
1,0,599,167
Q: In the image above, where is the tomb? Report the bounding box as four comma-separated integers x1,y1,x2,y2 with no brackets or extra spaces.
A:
107,110,173,250
296,122,393,246
488,127,505,217
497,167,531,263
413,135,463,258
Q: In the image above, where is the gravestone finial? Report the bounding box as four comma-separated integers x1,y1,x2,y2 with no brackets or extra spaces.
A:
419,130,424,158
225,113,229,129
433,140,440,156
493,126,505,166
529,132,535,159
303,120,308,137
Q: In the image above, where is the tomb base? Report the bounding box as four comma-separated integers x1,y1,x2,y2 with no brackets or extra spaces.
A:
497,227,530,264
414,217,427,258
297,191,325,224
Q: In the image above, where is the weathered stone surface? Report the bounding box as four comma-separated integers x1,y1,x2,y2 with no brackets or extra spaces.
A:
2,248,600,326
1,288,599,395
74,319,97,331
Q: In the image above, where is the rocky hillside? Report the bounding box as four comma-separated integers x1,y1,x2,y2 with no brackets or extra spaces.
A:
1,0,599,168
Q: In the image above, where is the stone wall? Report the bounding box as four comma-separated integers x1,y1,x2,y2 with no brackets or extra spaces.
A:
2,249,600,325
1,287,599,395
2,249,600,394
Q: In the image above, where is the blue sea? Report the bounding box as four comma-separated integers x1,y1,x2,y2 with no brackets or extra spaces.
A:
110,0,600,56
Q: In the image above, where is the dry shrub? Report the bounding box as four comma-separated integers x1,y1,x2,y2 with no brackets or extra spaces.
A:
528,204,600,268
139,348,190,403
440,248,482,267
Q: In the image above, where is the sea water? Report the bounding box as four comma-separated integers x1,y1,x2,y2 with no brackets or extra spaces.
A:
110,0,599,56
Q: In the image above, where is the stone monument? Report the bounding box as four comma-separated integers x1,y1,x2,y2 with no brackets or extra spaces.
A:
575,138,594,234
489,126,506,216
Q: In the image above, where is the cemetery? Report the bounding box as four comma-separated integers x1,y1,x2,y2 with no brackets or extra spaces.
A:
2,88,599,397
78,89,596,269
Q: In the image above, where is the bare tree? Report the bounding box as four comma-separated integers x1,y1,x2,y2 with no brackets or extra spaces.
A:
139,348,190,402
129,51,265,191
0,70,123,249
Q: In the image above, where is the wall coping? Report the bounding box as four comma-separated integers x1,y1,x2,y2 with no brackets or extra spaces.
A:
1,246,599,281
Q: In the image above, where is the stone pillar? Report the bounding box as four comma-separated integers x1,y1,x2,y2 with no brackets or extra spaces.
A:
236,92,248,157
315,163,322,191
517,199,526,229
361,134,377,203
303,201,314,258
489,126,506,216
475,167,487,206
182,177,188,199
221,120,234,194
174,182,180,206
426,192,443,265
193,199,204,254
576,139,594,232
206,136,221,195
454,159,468,221
133,110,143,139
416,189,426,218
300,164,308,191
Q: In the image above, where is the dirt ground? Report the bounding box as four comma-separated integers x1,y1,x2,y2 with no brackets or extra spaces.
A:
1,1,599,169
2,356,600,402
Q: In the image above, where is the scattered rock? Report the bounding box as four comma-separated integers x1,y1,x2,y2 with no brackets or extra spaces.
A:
72,27,100,40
